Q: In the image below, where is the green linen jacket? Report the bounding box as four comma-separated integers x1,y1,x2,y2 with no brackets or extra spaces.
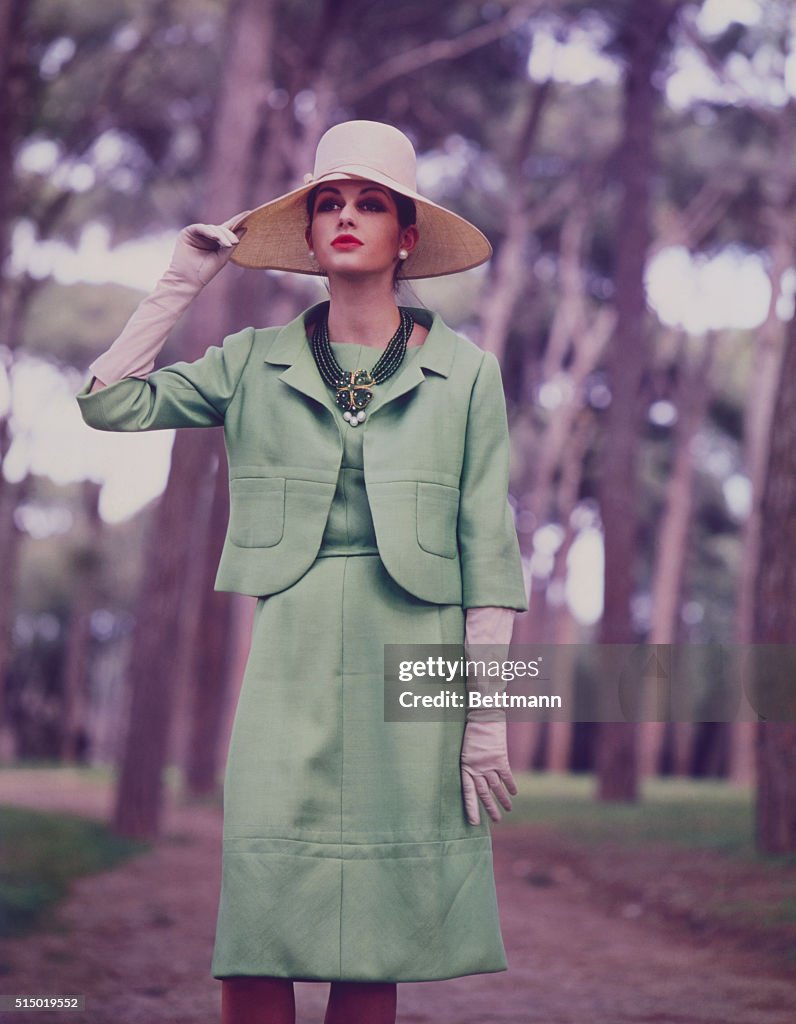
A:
76,302,528,611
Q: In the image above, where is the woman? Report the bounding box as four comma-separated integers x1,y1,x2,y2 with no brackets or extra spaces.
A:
77,120,528,1024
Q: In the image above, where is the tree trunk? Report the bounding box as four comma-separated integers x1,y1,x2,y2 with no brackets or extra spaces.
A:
543,409,593,772
546,608,578,773
0,474,28,761
756,723,796,854
506,606,541,772
640,332,716,776
0,0,29,271
61,482,102,763
112,451,203,836
183,443,237,796
596,0,682,802
754,306,796,854
729,108,794,785
477,76,556,362
167,449,217,775
0,0,32,748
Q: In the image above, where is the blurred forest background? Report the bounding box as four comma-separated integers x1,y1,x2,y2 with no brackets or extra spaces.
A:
1,0,795,852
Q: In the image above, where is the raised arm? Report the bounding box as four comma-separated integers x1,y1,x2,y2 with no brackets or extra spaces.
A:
77,211,259,431
87,211,250,392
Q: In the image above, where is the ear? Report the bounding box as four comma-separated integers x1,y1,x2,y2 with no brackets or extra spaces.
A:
400,224,420,256
305,225,313,249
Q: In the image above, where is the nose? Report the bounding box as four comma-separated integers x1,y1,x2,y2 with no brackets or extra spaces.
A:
337,201,356,226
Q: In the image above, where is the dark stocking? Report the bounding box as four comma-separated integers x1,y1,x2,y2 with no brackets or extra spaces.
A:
323,981,397,1024
220,977,296,1024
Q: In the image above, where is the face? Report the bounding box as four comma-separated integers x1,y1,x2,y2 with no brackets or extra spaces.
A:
305,179,418,282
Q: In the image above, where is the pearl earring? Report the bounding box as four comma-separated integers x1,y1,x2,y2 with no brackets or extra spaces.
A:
398,248,409,260
308,250,316,259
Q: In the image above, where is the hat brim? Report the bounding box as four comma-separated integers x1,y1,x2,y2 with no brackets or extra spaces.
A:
229,168,492,279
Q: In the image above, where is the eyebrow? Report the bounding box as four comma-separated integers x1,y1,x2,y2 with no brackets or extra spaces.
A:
315,185,390,199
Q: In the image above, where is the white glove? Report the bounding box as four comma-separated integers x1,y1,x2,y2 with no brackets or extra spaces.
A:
89,210,251,388
460,606,518,825
464,605,515,648
460,718,517,825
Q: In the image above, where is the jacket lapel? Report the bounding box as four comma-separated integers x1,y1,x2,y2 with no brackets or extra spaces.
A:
263,301,457,417
263,303,338,416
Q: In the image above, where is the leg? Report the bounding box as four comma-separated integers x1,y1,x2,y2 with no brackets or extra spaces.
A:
324,981,397,1024
220,977,296,1024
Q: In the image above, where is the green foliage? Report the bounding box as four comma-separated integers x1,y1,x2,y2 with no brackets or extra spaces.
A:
658,107,777,252
21,0,228,238
23,280,145,368
0,804,147,939
17,487,152,615
34,0,139,40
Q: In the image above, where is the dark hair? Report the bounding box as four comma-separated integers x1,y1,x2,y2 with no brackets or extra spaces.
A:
305,185,417,290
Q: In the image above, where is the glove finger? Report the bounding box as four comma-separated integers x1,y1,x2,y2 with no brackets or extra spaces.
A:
474,775,502,823
484,770,513,813
181,225,218,251
461,771,480,826
499,766,519,796
189,223,237,248
495,783,514,813
209,230,235,248
223,209,254,232
201,225,231,245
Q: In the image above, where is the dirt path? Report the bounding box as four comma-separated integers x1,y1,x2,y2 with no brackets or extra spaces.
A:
2,770,795,1024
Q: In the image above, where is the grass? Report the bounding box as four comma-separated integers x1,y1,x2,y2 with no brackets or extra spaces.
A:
504,771,796,865
0,760,221,804
0,760,115,782
714,898,796,928
0,805,147,939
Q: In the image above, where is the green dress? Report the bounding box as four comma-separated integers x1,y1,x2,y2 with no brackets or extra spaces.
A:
211,341,507,983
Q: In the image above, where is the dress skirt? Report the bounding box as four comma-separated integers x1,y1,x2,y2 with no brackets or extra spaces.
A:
211,342,507,983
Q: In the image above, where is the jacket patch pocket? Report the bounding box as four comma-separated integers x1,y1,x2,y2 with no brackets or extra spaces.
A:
229,477,286,548
416,482,459,559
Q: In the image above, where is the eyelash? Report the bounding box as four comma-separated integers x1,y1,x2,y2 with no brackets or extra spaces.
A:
316,198,386,213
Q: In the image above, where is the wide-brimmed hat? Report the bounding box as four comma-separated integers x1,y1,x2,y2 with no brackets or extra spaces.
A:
229,120,492,279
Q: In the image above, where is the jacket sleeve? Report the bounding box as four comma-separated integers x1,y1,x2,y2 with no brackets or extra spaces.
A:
457,351,528,611
75,326,256,431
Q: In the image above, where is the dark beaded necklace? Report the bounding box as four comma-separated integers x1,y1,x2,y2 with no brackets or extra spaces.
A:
310,308,415,427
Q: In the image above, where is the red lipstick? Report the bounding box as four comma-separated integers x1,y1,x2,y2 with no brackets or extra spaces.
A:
332,234,363,249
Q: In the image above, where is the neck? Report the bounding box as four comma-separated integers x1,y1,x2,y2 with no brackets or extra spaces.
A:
325,275,401,349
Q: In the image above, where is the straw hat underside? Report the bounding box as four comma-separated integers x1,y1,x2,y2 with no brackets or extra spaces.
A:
229,173,491,279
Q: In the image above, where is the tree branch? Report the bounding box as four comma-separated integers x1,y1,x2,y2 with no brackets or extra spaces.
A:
341,0,547,103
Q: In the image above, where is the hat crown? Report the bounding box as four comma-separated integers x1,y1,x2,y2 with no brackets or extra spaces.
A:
313,120,417,191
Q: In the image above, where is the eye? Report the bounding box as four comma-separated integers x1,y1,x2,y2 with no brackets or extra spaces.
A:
316,197,341,213
360,199,386,212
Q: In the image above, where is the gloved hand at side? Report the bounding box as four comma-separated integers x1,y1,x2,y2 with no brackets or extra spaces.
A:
88,210,251,390
460,605,518,826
